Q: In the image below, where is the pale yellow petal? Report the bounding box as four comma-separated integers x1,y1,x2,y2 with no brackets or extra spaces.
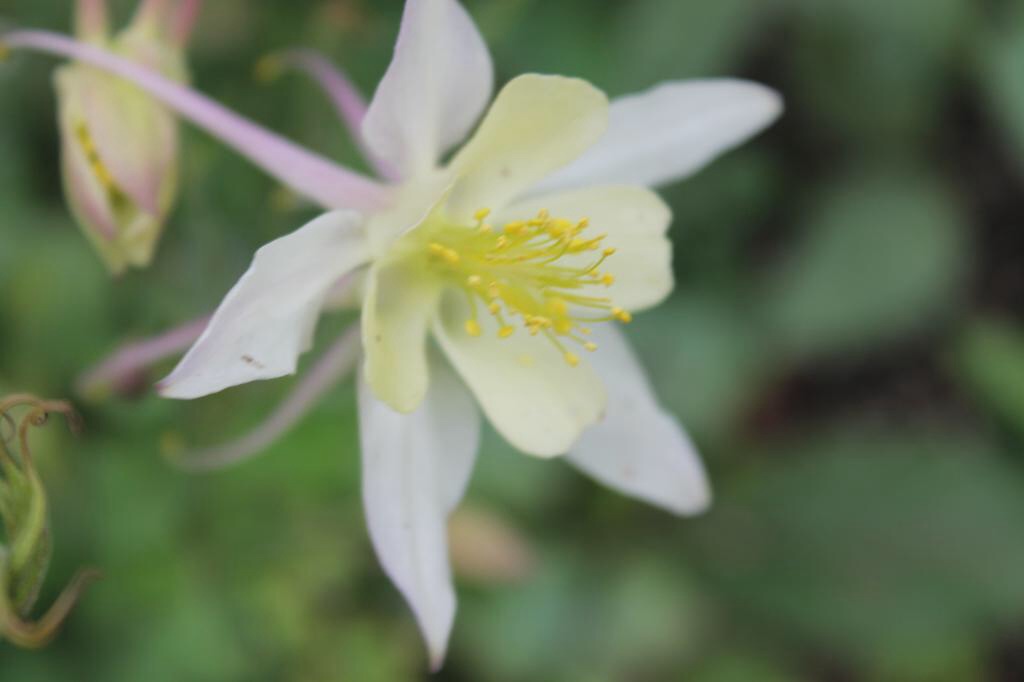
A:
433,290,606,458
362,258,443,413
446,74,608,220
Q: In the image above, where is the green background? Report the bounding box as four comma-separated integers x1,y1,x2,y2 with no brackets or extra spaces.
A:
2,0,1024,679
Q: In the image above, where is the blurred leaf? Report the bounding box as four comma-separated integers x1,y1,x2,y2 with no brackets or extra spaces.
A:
608,0,764,92
784,0,975,148
697,426,1024,678
977,4,1024,166
955,318,1024,435
763,170,969,359
628,295,769,443
692,653,802,682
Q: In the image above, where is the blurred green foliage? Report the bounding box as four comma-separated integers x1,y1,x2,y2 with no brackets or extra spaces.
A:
1,0,1023,680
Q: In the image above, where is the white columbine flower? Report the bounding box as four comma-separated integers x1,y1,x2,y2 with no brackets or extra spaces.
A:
4,0,780,668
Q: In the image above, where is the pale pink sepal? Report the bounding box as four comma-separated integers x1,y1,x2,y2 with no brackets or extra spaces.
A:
567,326,711,516
362,0,494,179
170,325,361,472
3,30,390,211
76,314,211,399
358,360,480,670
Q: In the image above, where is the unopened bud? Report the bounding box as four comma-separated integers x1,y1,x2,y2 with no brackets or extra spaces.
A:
57,0,195,275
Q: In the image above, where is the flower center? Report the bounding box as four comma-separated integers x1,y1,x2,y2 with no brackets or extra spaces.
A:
423,208,632,366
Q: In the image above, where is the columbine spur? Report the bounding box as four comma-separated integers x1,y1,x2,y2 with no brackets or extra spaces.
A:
3,0,781,667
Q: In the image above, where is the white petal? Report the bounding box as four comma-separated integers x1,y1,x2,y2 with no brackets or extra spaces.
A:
567,326,711,516
361,259,443,413
159,211,369,399
433,290,606,458
362,0,494,179
499,185,674,312
358,360,481,669
534,79,782,193
446,74,608,220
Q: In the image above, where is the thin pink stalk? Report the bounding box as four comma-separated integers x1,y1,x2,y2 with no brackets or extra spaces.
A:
170,325,361,472
2,30,391,211
77,315,211,398
268,50,398,181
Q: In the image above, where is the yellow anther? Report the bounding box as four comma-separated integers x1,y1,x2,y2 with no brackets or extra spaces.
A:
547,219,574,238
547,298,569,316
613,308,633,323
579,327,593,335
424,206,630,360
0,42,9,62
528,209,551,227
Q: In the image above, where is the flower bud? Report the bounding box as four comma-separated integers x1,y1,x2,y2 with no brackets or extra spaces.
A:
56,0,194,274
0,394,99,649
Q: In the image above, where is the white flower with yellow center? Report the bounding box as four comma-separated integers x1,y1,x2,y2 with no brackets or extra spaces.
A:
4,0,780,667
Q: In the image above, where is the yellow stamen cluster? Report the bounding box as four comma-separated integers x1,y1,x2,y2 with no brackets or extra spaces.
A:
425,208,632,366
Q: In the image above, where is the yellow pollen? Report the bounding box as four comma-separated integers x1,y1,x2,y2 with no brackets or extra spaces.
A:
422,207,632,363
613,307,633,323
547,298,569,316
